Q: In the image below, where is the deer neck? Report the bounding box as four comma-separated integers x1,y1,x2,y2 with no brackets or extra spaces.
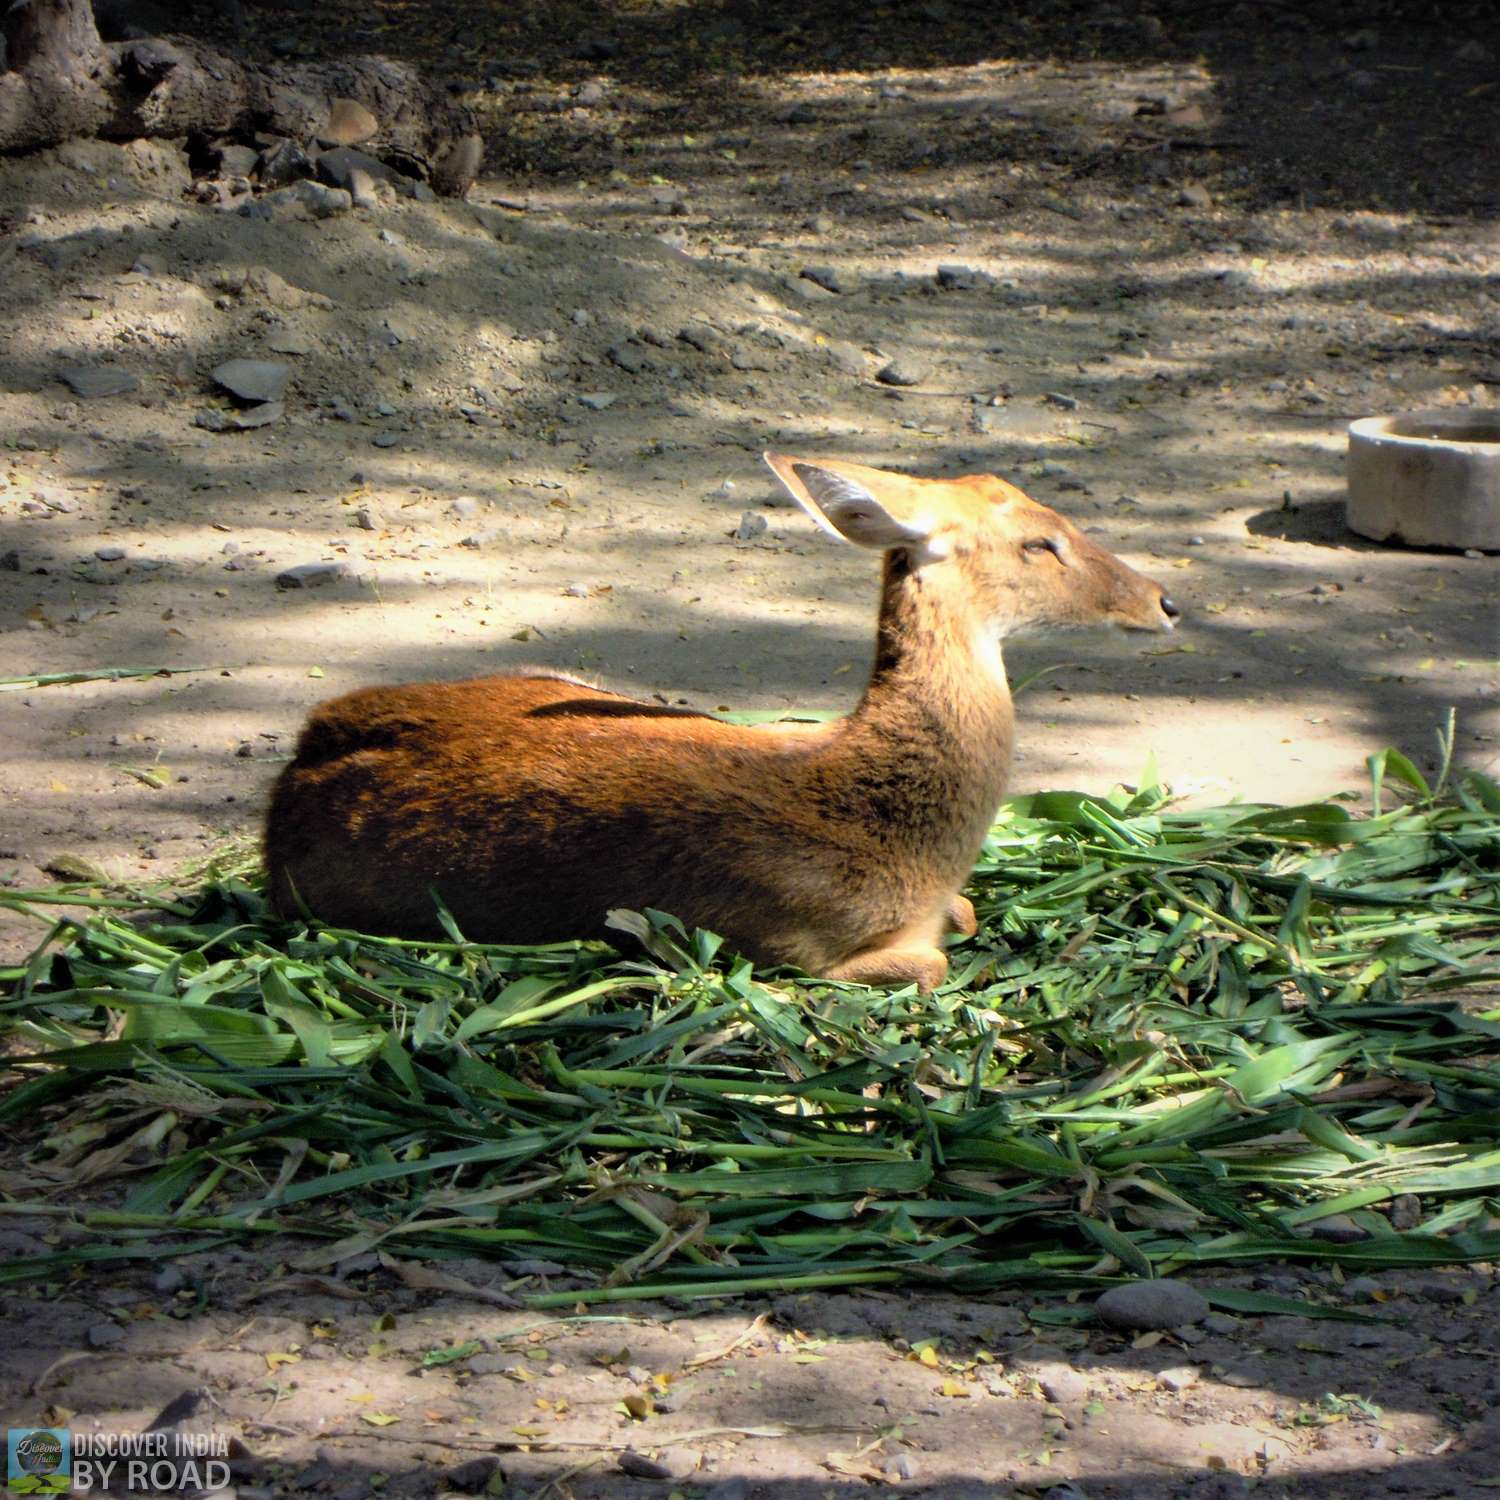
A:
833,550,1015,859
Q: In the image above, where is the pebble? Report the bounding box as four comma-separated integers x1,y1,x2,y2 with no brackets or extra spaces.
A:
1,550,20,571
197,401,285,431
1342,1275,1383,1301
578,392,617,410
445,1457,502,1493
276,561,349,589
1039,459,1073,477
733,511,769,541
886,1454,917,1480
1043,390,1081,410
212,358,291,404
1036,1365,1089,1405
1158,1365,1200,1392
1096,1279,1210,1331
316,145,397,189
617,1452,673,1480
451,496,483,520
800,264,849,294
266,332,313,356
876,359,926,387
1177,181,1213,209
1201,1313,1239,1336
936,263,990,290
1303,1213,1372,1244
1188,535,1206,546
372,432,401,448
59,366,139,399
607,343,648,374
94,546,126,562
87,1322,124,1349
267,180,353,219
353,507,378,531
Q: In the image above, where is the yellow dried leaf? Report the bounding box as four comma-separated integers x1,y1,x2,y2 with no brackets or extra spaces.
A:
264,1351,302,1371
360,1412,400,1427
940,1378,971,1398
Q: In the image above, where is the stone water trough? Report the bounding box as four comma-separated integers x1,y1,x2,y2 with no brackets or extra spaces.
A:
1347,410,1500,552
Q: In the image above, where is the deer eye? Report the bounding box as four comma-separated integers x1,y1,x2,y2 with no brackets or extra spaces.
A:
1023,537,1066,561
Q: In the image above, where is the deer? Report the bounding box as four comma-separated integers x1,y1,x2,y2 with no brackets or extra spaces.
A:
264,453,1178,991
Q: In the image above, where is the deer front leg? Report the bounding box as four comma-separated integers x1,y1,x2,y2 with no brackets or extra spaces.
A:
946,894,978,938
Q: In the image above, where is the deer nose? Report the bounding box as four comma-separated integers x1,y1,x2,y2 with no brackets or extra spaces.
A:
1160,595,1181,622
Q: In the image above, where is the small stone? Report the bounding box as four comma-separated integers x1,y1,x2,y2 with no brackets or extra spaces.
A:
936,263,990,290
212,358,291,404
59,366,139,399
617,1452,673,1481
1036,1365,1088,1405
87,1322,124,1349
320,97,380,147
1096,1279,1210,1331
94,546,126,562
800,264,849,294
1342,1276,1383,1301
804,213,835,234
1043,390,1081,410
607,342,648,374
451,496,483,520
1039,459,1073,477
0,550,20,571
276,561,349,589
354,507,378,530
372,432,400,448
266,332,313,356
885,1454,917,1480
733,511,768,541
1177,181,1213,209
316,146,397,189
1188,535,1206,546
1201,1313,1240,1336
1158,1365,1200,1392
267,180,353,219
445,1457,502,1493
258,137,314,186
578,392,617,410
1220,1367,1264,1388
876,359,926,387
154,1265,186,1294
1303,1213,1371,1244
576,80,606,106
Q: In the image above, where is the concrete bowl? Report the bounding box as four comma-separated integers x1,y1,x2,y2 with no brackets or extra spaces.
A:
1346,410,1500,551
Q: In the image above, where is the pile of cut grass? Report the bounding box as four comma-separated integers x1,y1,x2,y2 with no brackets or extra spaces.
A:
2,746,1498,1306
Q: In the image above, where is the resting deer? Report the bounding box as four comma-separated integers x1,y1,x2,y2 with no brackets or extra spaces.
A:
265,453,1178,990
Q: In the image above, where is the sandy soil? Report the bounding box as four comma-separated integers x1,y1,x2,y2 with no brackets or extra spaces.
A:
2,3,1499,1493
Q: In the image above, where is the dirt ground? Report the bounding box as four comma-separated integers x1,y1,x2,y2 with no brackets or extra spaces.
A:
2,0,1499,1494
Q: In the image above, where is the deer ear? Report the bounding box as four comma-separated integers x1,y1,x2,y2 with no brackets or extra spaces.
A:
763,452,933,551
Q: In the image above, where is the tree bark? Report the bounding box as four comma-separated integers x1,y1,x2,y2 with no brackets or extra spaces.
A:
0,0,481,194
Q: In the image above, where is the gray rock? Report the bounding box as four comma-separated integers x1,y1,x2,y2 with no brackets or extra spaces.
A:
1158,1364,1200,1392
1036,1364,1089,1405
266,332,313,356
1342,1275,1383,1302
607,342,648,374
215,143,260,176
0,550,20,571
87,1322,124,1348
212,358,291,404
618,1452,673,1481
578,392,617,410
196,401,284,432
316,146,397,189
354,507,378,531
445,1457,503,1492
276,561,349,589
1096,1279,1210,1331
450,496,483,520
1201,1313,1240,1335
876,359,926,387
936,263,991,290
1388,1193,1422,1230
258,137,315,187
1303,1213,1372,1244
1043,390,1081,410
267,180,353,219
94,546,127,562
372,432,401,448
59,366,139,399
733,511,768,541
800,264,849,294
1177,181,1213,209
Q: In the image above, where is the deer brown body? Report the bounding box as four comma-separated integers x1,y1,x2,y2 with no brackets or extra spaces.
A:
265,453,1178,989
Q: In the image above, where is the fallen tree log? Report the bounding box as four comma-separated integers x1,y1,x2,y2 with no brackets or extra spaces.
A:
0,0,482,194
